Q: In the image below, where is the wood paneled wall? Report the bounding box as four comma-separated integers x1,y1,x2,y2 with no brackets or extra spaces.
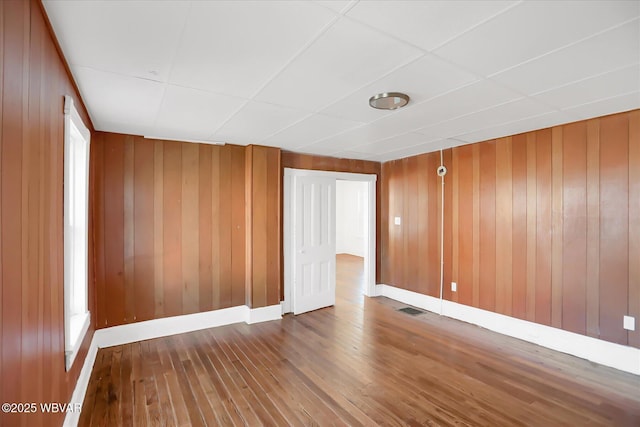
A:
381,110,640,348
281,151,382,288
92,134,281,328
0,1,96,426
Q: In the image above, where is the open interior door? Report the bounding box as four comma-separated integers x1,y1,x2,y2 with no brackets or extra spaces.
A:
293,175,336,315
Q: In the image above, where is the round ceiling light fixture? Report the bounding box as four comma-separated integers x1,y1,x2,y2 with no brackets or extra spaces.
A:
369,92,410,110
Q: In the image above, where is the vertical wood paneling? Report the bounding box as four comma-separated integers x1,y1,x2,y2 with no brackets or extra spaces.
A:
479,142,496,312
1,1,96,424
198,144,213,313
599,114,629,345
230,145,246,307
133,138,155,322
124,137,135,322
210,148,221,309
525,133,537,322
628,111,640,347
94,139,281,326
451,150,459,303
266,147,281,306
585,120,600,338
457,146,473,306
511,134,527,320
103,135,126,325
181,142,200,314
562,122,587,335
153,141,164,317
162,141,183,318
551,127,564,329
218,146,232,308
535,129,552,326
472,145,480,307
495,137,513,316
380,110,640,350
405,156,419,292
416,154,430,296
427,153,440,297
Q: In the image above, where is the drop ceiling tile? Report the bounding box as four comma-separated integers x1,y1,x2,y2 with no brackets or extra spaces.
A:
532,64,640,109
453,111,576,144
416,97,552,139
254,18,422,111
370,139,462,162
492,20,640,95
43,1,189,82
72,66,165,132
313,0,354,14
263,114,364,149
154,85,246,141
321,54,479,123
169,1,336,98
562,91,640,122
350,132,434,154
347,1,515,51
435,1,639,77
213,101,310,146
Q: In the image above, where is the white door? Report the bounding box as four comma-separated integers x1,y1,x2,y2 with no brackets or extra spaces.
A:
293,175,336,315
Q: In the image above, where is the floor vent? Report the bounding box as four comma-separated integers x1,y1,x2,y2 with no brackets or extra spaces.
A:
397,307,424,316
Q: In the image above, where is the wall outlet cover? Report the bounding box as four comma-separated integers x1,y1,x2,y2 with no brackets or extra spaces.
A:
394,216,401,225
451,282,457,292
623,315,635,331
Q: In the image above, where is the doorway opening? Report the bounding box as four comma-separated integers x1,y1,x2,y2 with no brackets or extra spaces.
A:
283,168,376,315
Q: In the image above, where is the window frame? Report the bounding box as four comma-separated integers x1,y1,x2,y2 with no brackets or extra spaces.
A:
63,95,91,371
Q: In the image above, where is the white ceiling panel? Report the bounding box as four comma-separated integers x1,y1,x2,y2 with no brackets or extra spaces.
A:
532,64,640,110
416,97,551,139
349,132,435,154
254,18,423,111
347,1,517,51
263,114,364,149
562,91,640,122
367,139,464,162
435,1,640,77
169,1,336,99
313,0,354,14
43,1,640,162
492,20,640,95
453,110,578,143
321,54,479,122
154,85,246,141
43,1,189,82
213,101,310,146
72,66,165,132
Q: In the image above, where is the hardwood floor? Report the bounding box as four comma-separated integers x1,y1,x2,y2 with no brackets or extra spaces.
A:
80,254,640,426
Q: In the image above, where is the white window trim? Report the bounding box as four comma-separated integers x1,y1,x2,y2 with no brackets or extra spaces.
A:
63,95,91,371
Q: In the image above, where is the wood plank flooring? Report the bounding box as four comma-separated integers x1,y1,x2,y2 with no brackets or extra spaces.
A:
80,255,640,426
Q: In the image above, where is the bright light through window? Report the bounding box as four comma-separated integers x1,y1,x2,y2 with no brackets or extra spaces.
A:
64,96,91,371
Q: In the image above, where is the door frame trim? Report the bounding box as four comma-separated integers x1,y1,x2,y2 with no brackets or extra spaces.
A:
283,168,377,314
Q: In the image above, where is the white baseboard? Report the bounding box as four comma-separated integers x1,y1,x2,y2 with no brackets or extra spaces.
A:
376,284,640,376
64,304,281,427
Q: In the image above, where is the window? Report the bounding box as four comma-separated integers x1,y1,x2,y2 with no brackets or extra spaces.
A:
63,96,91,370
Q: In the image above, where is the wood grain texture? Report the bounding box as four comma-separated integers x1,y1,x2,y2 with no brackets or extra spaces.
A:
1,1,95,425
93,139,281,327
80,255,640,427
381,110,640,349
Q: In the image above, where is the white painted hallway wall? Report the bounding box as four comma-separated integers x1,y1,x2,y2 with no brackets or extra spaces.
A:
336,180,368,257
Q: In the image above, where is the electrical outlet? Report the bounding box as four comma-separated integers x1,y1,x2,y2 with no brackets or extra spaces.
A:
623,315,635,331
394,216,401,225
451,282,457,292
